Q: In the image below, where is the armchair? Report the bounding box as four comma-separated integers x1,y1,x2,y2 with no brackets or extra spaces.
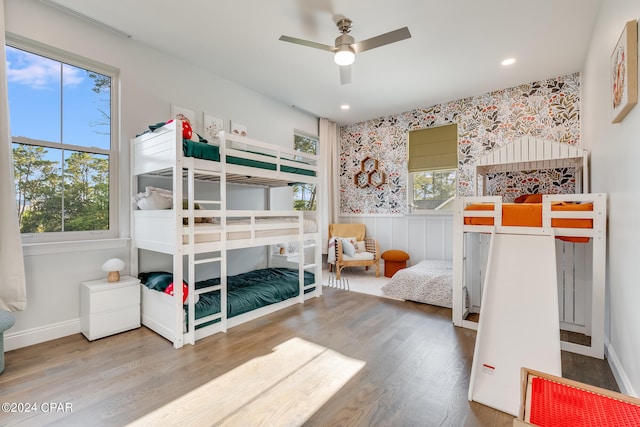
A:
328,223,380,280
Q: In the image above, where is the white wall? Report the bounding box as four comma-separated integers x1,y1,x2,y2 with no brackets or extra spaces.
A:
337,214,453,264
581,0,640,396
4,0,317,350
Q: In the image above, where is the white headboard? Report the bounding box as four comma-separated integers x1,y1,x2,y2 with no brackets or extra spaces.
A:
473,135,589,194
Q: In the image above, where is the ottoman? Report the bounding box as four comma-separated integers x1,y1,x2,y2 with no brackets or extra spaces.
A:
0,310,15,374
381,250,410,278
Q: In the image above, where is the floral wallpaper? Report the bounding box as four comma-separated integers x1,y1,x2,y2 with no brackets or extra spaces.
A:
339,73,581,214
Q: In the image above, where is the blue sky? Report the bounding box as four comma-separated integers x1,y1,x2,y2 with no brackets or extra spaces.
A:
5,46,110,152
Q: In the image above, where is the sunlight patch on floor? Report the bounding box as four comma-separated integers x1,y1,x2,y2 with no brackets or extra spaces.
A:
127,337,365,426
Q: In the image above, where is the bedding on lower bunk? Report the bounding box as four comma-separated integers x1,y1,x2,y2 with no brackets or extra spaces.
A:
381,260,453,308
140,268,315,323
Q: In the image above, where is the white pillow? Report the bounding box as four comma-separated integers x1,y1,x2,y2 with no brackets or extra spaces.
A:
355,240,366,253
341,238,356,257
137,191,172,210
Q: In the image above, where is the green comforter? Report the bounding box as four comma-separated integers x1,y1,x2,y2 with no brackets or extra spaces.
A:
140,268,315,324
183,139,315,177
194,267,315,319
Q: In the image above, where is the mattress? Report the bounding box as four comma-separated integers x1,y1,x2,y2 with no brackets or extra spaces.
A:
183,139,316,176
464,202,593,242
381,259,453,308
183,217,318,244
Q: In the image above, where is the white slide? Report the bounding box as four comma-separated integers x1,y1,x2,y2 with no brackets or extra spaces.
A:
468,233,562,416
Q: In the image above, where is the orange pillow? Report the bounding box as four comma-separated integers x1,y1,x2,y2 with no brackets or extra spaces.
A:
524,194,543,203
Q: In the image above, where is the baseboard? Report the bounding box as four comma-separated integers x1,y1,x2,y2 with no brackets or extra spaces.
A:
605,339,639,397
4,319,80,351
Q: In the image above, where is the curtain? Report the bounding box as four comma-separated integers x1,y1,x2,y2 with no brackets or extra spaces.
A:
319,118,339,253
0,0,27,311
408,123,458,172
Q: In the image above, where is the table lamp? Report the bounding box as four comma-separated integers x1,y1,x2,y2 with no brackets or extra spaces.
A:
102,258,126,282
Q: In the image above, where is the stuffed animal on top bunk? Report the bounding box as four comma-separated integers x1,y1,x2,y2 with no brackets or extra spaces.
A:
143,113,209,144
166,113,196,140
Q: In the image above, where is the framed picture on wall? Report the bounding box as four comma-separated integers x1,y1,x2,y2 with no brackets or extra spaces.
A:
610,20,638,124
231,121,248,137
170,104,195,124
203,113,224,140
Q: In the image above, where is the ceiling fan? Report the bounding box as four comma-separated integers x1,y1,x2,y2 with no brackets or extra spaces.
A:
279,18,411,85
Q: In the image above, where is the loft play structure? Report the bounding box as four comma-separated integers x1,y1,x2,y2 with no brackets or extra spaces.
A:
452,135,606,416
130,120,322,349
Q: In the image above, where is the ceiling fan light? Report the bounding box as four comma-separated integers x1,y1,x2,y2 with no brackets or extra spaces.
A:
334,47,355,66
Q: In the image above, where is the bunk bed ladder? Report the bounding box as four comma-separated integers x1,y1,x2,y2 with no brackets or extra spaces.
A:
468,231,562,416
183,167,227,346
299,229,322,300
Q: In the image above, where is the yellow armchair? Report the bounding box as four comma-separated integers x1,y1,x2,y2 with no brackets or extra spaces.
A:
328,223,380,280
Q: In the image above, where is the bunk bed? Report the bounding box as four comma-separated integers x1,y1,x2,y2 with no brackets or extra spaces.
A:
130,120,322,348
453,136,607,416
452,135,606,359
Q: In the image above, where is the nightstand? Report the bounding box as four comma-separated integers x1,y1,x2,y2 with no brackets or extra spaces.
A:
80,275,141,341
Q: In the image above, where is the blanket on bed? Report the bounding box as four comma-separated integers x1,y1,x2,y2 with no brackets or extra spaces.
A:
381,260,453,308
140,268,315,321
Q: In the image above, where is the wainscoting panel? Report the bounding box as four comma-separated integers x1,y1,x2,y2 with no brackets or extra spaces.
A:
337,214,453,266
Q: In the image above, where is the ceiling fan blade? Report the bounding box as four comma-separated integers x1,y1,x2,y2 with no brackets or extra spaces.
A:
352,27,411,54
279,35,335,52
339,65,352,85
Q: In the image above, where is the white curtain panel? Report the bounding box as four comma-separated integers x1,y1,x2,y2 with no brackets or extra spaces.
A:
319,118,339,253
0,0,27,311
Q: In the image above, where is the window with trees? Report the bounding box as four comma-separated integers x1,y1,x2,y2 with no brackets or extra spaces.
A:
292,133,317,211
408,124,458,212
6,39,118,242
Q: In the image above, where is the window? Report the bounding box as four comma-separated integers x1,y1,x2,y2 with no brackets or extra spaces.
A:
6,39,119,242
408,124,458,212
292,132,317,211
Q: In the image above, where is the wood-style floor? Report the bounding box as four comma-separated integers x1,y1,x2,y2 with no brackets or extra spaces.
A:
1,287,618,426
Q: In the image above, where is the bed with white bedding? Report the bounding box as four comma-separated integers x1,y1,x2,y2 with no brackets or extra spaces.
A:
381,259,453,308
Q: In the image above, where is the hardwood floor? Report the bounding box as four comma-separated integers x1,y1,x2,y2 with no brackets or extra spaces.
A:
0,288,618,426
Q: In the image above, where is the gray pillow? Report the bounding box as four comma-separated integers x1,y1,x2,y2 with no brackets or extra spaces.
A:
341,238,356,257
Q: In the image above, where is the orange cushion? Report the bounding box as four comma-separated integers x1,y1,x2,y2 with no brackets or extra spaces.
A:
381,250,410,261
514,193,543,203
524,194,543,203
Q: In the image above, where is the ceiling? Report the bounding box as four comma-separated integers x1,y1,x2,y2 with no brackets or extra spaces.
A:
44,0,602,125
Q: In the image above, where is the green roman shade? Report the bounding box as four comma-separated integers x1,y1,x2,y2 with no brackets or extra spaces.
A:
408,124,458,172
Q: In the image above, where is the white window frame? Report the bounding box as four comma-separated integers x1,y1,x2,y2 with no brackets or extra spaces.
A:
292,130,318,211
7,35,120,243
408,168,457,213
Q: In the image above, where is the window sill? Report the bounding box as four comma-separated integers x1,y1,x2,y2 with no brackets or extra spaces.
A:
22,238,129,256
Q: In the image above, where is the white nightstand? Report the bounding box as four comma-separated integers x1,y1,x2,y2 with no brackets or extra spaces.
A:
80,275,141,341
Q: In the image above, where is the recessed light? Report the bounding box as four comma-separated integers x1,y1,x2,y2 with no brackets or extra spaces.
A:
501,58,516,66
341,104,350,110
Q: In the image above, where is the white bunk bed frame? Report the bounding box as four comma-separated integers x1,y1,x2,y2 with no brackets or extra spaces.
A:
131,120,322,348
452,135,606,359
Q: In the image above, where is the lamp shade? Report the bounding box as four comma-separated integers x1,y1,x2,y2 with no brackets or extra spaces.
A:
334,46,355,66
102,258,125,282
